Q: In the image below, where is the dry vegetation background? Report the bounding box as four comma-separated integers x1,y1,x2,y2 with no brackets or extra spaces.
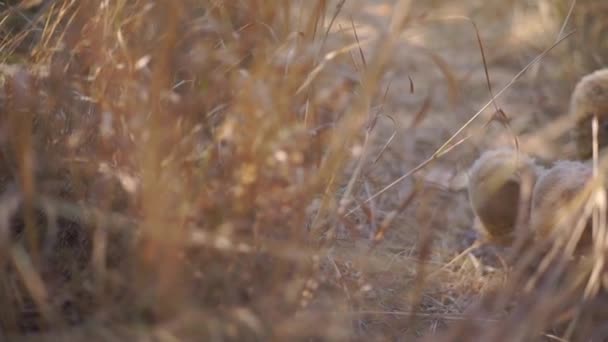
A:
0,0,607,341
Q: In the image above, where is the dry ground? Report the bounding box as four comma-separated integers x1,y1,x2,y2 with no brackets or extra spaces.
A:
314,0,606,340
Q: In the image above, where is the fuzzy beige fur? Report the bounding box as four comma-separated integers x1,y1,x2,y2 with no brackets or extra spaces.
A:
571,69,608,159
467,148,543,244
530,160,594,252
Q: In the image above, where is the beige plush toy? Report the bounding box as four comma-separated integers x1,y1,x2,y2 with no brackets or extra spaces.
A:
530,160,595,254
570,69,608,160
467,148,543,245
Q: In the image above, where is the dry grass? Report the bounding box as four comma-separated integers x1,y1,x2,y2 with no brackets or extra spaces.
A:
547,0,608,81
0,0,607,341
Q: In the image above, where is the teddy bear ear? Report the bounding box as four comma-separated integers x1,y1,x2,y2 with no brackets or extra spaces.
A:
530,161,594,254
467,149,540,244
472,177,520,243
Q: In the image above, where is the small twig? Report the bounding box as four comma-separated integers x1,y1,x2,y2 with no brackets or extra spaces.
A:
556,0,577,42
350,15,367,69
425,240,483,280
344,310,499,322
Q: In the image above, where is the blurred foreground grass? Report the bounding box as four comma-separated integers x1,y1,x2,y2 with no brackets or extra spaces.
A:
0,0,409,339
